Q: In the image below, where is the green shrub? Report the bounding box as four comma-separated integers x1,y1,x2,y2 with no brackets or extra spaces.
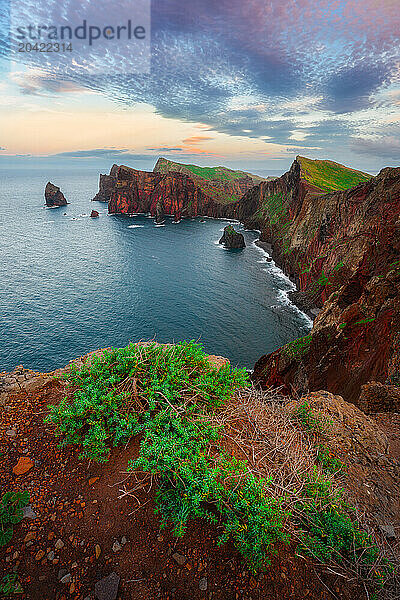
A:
316,444,345,474
0,573,21,596
0,491,29,547
292,400,324,433
46,341,248,462
129,412,290,571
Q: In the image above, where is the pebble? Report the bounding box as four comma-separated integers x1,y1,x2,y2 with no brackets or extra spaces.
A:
121,536,127,545
380,524,396,540
6,429,16,438
55,539,65,550
172,552,187,566
22,505,37,519
112,541,122,553
60,573,72,584
24,531,36,543
47,551,55,561
35,550,45,561
199,577,208,591
58,568,68,581
95,544,101,559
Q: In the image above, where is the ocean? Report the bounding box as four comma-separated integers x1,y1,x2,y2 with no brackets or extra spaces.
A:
0,166,311,371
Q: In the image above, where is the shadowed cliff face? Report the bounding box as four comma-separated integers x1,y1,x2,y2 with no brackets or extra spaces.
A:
252,166,400,407
92,164,119,202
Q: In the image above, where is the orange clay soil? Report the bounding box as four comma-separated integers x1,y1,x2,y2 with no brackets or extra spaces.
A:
0,377,375,600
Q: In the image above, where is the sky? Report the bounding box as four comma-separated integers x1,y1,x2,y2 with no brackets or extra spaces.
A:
0,0,399,175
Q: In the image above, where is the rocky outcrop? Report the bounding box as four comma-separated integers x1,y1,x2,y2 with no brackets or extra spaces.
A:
252,164,400,409
90,210,99,218
104,159,264,221
45,182,68,207
92,164,119,202
108,166,241,221
358,382,400,414
219,225,245,248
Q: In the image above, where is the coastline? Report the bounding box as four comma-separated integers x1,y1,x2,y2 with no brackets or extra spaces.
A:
254,239,318,322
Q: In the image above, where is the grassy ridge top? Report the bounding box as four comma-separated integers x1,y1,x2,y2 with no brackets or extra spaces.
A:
154,157,265,184
154,158,267,204
297,156,372,192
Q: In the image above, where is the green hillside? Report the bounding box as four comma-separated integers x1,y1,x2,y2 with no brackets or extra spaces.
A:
297,156,372,193
154,157,266,185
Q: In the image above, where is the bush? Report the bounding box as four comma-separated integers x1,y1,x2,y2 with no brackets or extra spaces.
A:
0,491,29,546
46,341,248,462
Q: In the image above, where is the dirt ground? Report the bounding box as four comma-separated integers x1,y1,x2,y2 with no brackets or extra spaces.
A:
1,377,397,600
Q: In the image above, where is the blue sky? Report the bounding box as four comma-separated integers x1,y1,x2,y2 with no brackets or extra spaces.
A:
0,0,399,175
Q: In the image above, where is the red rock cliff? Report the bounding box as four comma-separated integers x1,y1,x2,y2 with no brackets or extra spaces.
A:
251,165,400,407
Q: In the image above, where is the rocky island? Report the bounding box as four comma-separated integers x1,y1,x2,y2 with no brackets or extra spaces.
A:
219,225,246,248
44,182,68,207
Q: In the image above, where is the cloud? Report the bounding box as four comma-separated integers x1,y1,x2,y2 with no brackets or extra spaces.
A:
182,136,214,144
351,136,400,160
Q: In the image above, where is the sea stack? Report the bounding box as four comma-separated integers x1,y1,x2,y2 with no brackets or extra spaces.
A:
90,210,99,218
219,225,246,249
45,182,68,207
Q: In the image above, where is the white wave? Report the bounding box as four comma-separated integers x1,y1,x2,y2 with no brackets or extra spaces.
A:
154,223,165,227
128,224,144,229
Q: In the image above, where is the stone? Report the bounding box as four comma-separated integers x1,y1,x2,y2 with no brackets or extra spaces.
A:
45,182,68,207
35,550,45,561
6,429,16,438
24,531,36,542
89,477,99,485
94,572,120,600
47,551,55,561
121,536,127,545
57,568,68,581
90,210,100,218
112,541,122,553
172,552,187,566
199,577,208,591
219,225,246,249
13,456,34,476
379,525,396,540
60,573,72,584
55,539,64,550
95,544,101,559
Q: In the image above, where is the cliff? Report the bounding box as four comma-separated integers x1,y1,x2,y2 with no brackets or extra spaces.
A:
104,159,266,221
44,182,68,207
92,164,119,202
251,163,400,408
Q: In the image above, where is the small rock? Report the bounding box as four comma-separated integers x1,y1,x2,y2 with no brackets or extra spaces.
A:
35,550,45,561
112,541,122,553
47,551,55,561
199,577,208,591
95,544,101,559
13,456,34,476
380,524,396,540
6,429,16,438
89,477,99,486
24,531,36,543
60,573,72,584
121,536,127,546
94,572,120,600
90,210,100,218
57,568,68,581
172,552,187,566
55,539,64,550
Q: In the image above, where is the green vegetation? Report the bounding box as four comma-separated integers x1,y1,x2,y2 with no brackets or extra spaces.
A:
0,491,29,546
154,158,265,204
255,192,288,225
297,156,372,193
0,574,21,596
47,342,393,587
283,334,312,361
316,444,346,474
